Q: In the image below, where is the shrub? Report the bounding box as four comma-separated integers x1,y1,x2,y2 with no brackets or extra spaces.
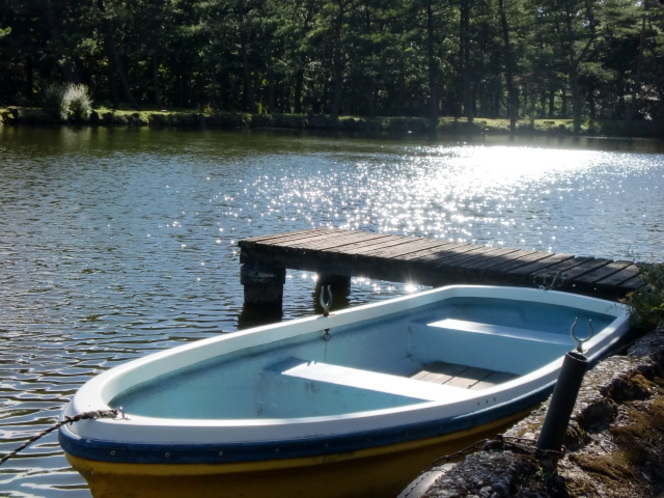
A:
41,83,93,122
622,263,664,330
62,84,92,122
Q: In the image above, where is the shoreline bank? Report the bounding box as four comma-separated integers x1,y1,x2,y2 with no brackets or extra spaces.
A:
404,326,664,498
2,106,663,139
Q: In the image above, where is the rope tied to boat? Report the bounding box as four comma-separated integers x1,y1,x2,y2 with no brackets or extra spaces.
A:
431,434,565,467
534,271,567,291
0,408,123,466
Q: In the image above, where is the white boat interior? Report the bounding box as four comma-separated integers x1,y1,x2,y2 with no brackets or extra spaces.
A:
109,293,620,420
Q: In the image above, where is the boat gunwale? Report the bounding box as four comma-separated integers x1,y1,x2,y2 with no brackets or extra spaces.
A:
59,382,551,465
61,285,629,447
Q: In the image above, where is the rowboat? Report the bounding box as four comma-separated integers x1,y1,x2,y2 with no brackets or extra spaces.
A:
59,285,629,498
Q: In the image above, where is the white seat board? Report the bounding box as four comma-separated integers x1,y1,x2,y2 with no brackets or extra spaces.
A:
427,318,573,345
269,358,474,402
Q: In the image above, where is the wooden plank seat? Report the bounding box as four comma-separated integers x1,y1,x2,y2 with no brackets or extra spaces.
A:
410,361,518,390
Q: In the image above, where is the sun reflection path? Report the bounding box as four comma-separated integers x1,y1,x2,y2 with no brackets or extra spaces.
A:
255,144,660,260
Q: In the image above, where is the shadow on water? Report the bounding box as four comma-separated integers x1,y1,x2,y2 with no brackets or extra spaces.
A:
237,303,283,330
236,281,352,330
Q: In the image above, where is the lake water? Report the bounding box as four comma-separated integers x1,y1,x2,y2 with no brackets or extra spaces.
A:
1,127,663,497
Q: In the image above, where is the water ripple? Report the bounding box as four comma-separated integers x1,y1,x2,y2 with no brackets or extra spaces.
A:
1,128,663,496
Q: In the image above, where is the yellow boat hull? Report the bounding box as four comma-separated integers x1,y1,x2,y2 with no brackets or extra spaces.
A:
65,409,530,498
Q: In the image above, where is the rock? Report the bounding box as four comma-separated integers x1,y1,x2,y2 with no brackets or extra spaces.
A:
408,326,664,498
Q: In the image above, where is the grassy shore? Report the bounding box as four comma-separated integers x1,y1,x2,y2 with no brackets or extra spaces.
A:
1,105,663,138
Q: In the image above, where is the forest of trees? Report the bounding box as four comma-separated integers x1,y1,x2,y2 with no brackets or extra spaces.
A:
1,0,663,131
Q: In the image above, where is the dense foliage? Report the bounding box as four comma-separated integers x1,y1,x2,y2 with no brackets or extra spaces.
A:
624,263,664,330
1,0,663,130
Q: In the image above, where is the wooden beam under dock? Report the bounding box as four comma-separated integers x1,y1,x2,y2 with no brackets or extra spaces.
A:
238,228,644,305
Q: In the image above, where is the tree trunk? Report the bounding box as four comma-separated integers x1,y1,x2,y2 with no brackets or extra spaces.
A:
625,15,646,122
26,56,33,103
460,0,473,122
548,88,555,118
107,53,119,108
267,54,275,114
366,77,376,117
241,34,256,113
153,57,164,109
294,64,305,113
569,62,582,133
587,83,596,120
498,0,517,132
208,72,216,109
44,0,77,83
109,38,139,109
330,3,345,120
426,2,438,120
97,0,139,109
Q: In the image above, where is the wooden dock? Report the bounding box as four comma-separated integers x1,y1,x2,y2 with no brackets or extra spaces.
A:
238,228,644,305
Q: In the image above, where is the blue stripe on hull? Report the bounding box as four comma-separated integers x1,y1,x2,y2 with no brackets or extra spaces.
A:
59,384,552,465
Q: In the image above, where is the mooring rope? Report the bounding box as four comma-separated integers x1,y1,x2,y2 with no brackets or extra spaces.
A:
431,434,564,467
0,408,120,466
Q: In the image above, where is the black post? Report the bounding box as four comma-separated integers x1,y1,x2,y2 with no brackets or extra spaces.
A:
536,351,588,452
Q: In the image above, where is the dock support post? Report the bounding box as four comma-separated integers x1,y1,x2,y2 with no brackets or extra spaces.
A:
241,265,286,306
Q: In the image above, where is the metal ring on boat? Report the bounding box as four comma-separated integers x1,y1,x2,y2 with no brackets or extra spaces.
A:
569,318,594,352
319,285,332,317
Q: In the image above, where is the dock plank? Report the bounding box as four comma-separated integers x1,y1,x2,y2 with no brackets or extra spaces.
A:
547,258,613,283
617,275,646,292
365,239,451,259
505,253,576,283
346,238,432,256
573,261,635,287
594,264,640,288
331,235,420,253
453,247,524,272
414,244,481,266
453,248,533,273
482,250,546,277
242,228,333,246
270,230,379,247
529,256,596,283
282,232,394,251
400,242,476,262
434,246,512,271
